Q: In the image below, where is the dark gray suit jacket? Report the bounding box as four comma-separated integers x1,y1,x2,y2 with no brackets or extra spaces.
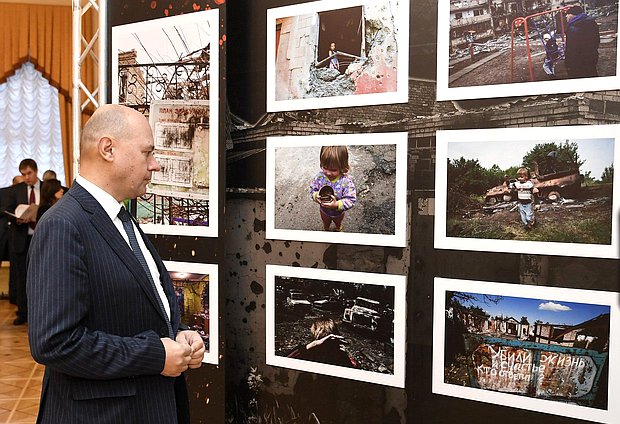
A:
27,182,188,423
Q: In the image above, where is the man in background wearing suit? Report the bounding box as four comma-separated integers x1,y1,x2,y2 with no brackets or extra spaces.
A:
27,104,204,423
7,158,40,325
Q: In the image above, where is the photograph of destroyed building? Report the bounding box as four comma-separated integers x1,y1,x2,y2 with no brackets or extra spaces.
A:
266,265,406,387
266,133,408,247
266,0,409,111
111,9,219,237
164,261,219,365
437,0,620,100
434,125,619,258
433,277,620,423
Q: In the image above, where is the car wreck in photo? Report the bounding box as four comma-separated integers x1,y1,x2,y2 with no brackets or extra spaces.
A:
343,297,383,332
484,160,584,205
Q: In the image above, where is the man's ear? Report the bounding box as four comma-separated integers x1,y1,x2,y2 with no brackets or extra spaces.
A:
98,137,114,162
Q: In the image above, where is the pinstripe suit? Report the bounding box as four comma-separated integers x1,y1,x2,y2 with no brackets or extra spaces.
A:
27,182,189,423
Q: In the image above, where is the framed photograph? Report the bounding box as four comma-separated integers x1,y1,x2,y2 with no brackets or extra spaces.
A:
111,9,219,237
164,261,219,365
266,132,408,247
266,0,409,112
436,1,620,100
433,277,620,423
266,265,407,388
435,125,619,258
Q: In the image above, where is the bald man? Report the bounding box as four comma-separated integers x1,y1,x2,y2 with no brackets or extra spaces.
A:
27,105,204,423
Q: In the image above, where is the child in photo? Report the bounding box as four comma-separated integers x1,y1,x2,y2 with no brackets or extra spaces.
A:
510,167,536,230
309,146,357,231
542,33,561,77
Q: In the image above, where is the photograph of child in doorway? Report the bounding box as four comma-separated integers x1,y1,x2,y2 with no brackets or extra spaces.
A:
310,146,357,232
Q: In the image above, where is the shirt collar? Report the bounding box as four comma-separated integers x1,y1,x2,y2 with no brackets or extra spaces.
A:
76,174,124,221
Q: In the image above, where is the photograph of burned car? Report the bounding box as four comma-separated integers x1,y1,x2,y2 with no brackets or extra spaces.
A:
435,125,620,258
433,277,620,423
266,0,409,111
266,265,406,387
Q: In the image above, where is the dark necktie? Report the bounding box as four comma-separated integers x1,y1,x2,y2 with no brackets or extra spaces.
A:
29,186,36,229
117,207,173,338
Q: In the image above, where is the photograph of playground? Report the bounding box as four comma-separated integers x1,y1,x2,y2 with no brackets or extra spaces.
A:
266,0,409,111
434,125,619,258
433,277,620,423
266,133,408,247
437,1,619,100
266,265,406,388
164,261,219,364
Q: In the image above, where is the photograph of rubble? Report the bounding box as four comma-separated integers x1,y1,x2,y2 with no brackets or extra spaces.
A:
266,132,408,247
437,0,620,100
434,125,620,258
266,265,406,387
433,277,620,423
164,261,219,364
266,0,409,112
111,9,219,237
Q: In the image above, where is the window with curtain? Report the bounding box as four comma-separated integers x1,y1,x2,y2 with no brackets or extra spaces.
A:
0,62,65,187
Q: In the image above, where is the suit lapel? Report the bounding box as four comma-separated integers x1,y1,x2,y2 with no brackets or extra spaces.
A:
69,183,170,325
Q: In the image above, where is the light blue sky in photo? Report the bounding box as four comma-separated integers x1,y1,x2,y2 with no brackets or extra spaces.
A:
453,291,610,326
448,138,614,180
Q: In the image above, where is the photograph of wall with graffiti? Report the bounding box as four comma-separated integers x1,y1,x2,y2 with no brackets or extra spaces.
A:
435,125,619,258
433,277,620,423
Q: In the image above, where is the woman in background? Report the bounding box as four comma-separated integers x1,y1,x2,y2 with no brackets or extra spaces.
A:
36,178,63,221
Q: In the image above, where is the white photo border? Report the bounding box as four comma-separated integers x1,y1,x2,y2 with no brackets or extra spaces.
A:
164,261,219,365
266,132,408,247
111,9,220,237
436,1,620,101
435,125,620,258
433,277,620,423
266,265,407,388
266,0,409,112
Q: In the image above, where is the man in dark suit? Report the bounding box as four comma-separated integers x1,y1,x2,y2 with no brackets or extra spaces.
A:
27,104,204,423
6,158,40,324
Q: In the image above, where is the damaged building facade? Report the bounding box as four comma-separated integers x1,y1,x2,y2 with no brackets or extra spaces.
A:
275,0,400,101
449,0,572,49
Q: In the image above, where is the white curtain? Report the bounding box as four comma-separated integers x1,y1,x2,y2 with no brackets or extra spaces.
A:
0,62,64,187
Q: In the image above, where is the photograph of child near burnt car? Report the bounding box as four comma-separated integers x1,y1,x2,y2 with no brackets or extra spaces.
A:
445,136,614,244
274,275,395,374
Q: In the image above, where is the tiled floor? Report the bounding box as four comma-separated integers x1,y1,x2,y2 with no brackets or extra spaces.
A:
0,265,42,423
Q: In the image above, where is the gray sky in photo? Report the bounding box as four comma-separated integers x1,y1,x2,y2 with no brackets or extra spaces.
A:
448,138,614,180
116,19,213,65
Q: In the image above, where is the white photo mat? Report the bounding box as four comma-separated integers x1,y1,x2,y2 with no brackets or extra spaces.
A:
433,277,620,423
435,124,620,258
266,132,408,247
436,1,620,101
111,9,219,237
164,261,219,365
266,264,407,388
266,0,409,111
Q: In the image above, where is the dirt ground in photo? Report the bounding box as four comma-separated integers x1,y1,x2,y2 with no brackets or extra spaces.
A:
274,144,397,234
447,184,613,244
